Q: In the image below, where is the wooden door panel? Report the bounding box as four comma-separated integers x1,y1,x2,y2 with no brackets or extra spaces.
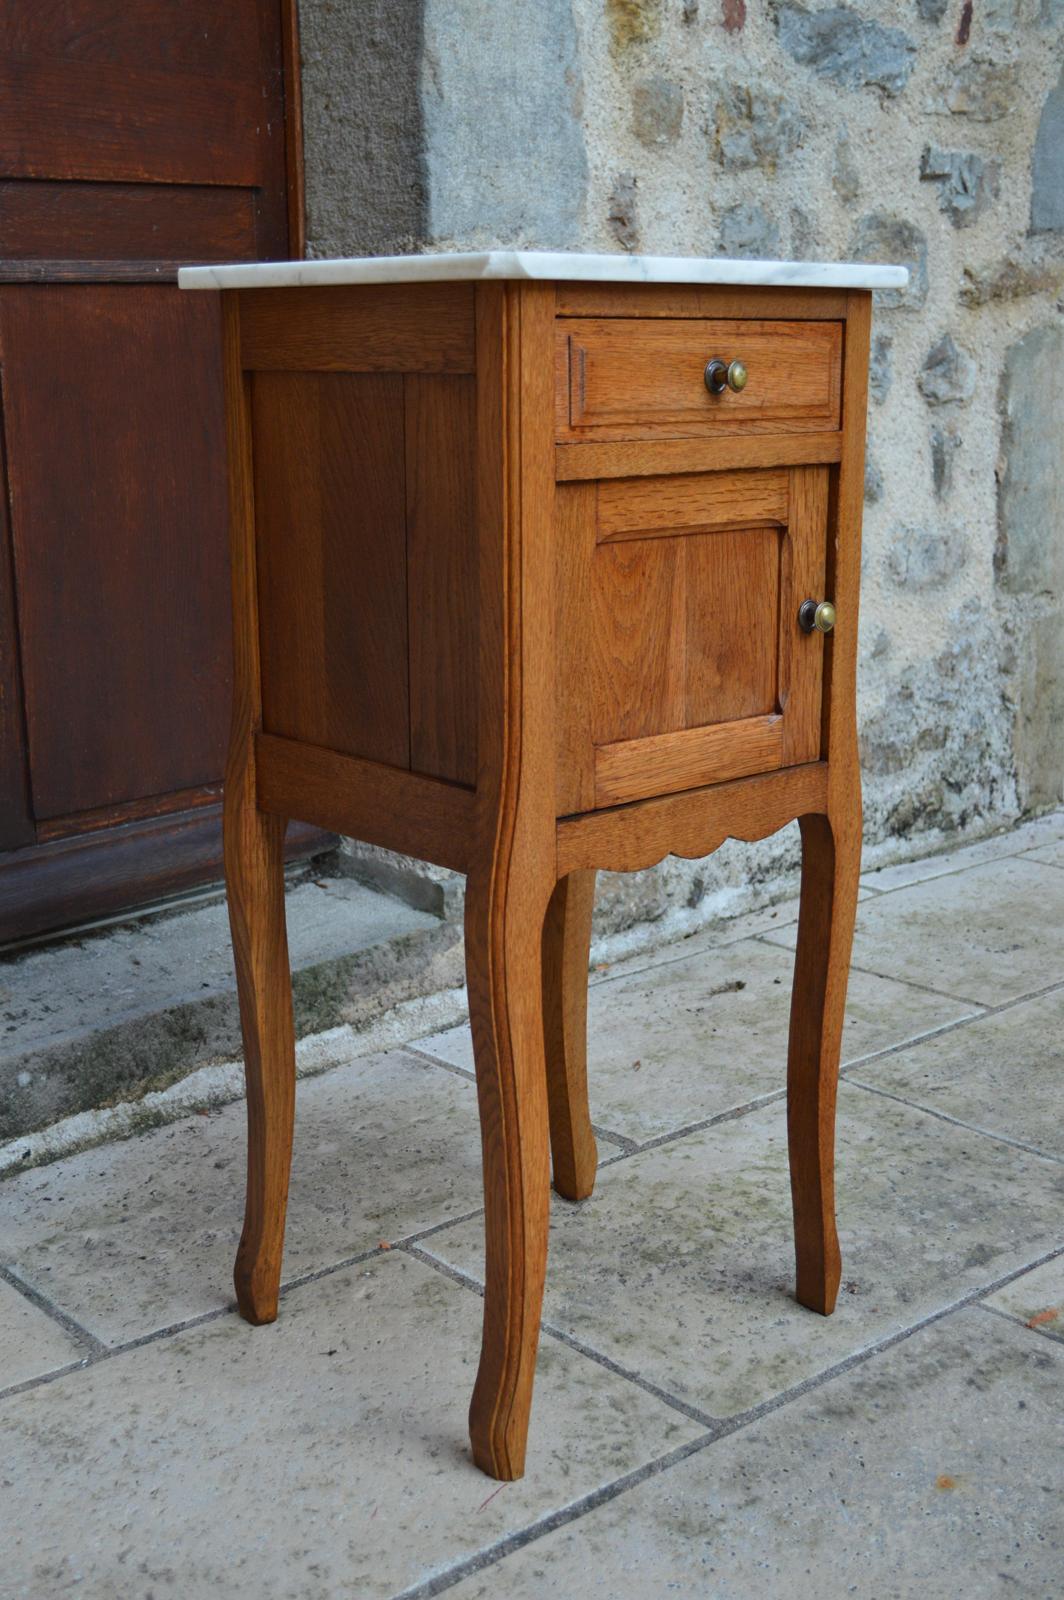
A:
0,180,260,261
0,283,232,821
556,465,829,813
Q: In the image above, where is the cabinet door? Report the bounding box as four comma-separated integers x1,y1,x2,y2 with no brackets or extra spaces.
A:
556,466,829,814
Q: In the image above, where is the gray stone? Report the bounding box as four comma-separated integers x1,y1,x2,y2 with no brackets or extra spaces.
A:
917,334,977,405
859,811,1064,892
920,145,1000,227
997,325,1064,596
930,54,1021,121
415,937,969,1144
299,0,427,257
0,1253,700,1599
1013,612,1064,809
707,81,804,173
984,0,1064,22
719,201,780,258
421,1,588,247
765,852,1064,1006
864,451,884,504
1031,65,1064,233
930,424,961,499
885,522,966,590
448,1313,1064,1599
607,171,639,250
832,124,860,202
683,0,700,18
852,987,1064,1159
0,1278,86,1389
631,76,685,146
426,1084,1064,1417
916,0,949,18
848,213,928,308
789,204,817,258
775,4,916,96
868,333,893,403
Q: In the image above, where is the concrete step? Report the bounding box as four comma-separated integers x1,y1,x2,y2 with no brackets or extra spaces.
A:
0,861,466,1171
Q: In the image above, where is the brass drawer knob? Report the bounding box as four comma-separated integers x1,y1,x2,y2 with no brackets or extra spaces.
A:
799,599,837,635
704,357,748,395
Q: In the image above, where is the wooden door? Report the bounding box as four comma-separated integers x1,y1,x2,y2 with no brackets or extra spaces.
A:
556,465,829,813
0,1,306,943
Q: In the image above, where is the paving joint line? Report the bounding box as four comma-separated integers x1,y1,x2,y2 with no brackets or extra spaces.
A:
855,831,1064,896
843,1075,1064,1166
386,1239,1064,1600
974,1299,1064,1347
0,1261,107,1357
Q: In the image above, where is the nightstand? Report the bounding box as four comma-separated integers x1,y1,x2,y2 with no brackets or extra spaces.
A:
179,249,906,1481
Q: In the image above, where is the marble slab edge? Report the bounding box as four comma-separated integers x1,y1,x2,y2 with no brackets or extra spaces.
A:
178,250,909,293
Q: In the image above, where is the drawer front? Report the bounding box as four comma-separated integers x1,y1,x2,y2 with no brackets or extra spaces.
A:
556,465,830,814
557,317,843,442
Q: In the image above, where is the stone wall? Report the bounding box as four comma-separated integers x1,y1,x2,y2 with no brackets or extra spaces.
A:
298,0,1063,941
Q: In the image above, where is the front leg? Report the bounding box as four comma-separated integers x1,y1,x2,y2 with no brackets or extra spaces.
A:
465,857,554,1481
786,807,860,1315
542,869,598,1201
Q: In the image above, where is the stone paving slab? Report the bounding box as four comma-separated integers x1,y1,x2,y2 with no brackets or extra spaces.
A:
851,986,1064,1160
764,855,1064,1006
984,1253,1064,1342
0,1251,702,1600
446,1308,1064,1600
415,938,972,1144
423,1083,1064,1419
1021,838,1064,868
0,1277,87,1391
0,1048,485,1347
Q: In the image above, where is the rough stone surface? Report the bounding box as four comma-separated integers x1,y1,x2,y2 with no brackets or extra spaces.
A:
920,145,1000,227
916,0,949,18
831,124,860,202
774,4,916,95
707,81,804,173
848,213,928,307
1031,64,1064,232
930,54,1021,120
607,171,640,249
885,522,966,590
961,240,1064,305
868,333,892,403
917,333,977,406
864,449,884,504
631,75,684,146
607,0,664,49
719,200,780,257
930,424,961,499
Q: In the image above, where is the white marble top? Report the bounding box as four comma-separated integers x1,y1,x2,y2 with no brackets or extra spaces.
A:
178,250,908,293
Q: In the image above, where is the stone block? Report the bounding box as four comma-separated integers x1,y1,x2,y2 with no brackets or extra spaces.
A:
607,0,663,49
916,0,948,18
930,54,1021,121
885,522,966,590
997,325,1064,596
775,4,916,96
920,146,1000,228
707,81,804,173
849,214,928,308
918,334,977,406
869,333,893,403
719,201,780,258
864,450,884,504
832,125,860,202
632,76,685,146
1013,611,1064,809
930,424,961,499
607,171,639,250
1031,65,1064,233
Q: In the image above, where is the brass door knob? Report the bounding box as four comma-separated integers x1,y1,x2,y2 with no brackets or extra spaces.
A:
704,357,749,395
798,599,837,635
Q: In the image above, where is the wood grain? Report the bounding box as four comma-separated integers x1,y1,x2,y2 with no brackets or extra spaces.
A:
541,870,598,1201
252,370,410,770
555,431,843,482
239,283,475,372
220,295,296,1328
597,467,788,539
594,715,784,808
786,291,871,1318
406,374,479,786
556,762,828,875
558,317,842,441
555,284,849,320
465,280,556,1482
256,733,473,873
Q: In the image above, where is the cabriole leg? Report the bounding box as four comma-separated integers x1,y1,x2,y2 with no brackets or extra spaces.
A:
541,869,598,1201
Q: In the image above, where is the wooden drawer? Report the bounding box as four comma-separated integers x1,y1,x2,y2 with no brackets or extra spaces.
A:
557,317,843,442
